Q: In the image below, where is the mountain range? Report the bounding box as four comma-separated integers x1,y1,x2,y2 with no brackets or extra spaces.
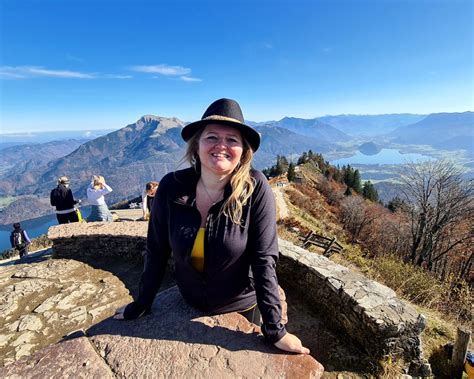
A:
388,111,474,150
0,111,472,224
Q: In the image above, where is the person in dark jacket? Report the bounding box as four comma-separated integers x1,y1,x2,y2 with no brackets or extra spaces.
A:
115,98,309,354
50,176,80,224
10,222,31,258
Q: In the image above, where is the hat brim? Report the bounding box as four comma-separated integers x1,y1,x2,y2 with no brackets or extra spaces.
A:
181,119,260,152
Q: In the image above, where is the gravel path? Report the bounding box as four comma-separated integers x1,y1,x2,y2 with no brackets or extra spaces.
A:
272,186,289,219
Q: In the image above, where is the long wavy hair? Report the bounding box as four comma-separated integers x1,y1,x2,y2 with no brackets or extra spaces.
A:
183,126,255,224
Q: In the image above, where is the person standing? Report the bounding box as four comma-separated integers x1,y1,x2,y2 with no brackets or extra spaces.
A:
142,181,159,220
87,175,113,222
10,222,31,258
50,176,80,224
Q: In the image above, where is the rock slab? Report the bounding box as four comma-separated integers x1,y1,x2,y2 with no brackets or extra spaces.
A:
0,334,114,378
0,258,131,366
88,286,324,378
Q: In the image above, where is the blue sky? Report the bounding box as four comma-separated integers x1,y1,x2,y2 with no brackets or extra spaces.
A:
0,0,472,133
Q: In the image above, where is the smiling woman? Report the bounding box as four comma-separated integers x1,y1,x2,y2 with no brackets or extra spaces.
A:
115,98,309,355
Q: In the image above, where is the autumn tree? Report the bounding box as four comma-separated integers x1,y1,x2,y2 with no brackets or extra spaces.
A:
340,196,378,242
400,160,474,274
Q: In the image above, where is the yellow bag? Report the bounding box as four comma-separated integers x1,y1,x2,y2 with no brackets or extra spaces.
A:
76,208,86,223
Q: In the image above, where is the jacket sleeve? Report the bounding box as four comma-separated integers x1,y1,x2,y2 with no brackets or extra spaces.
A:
50,189,56,207
23,231,31,244
248,171,287,344
124,174,172,319
142,192,148,215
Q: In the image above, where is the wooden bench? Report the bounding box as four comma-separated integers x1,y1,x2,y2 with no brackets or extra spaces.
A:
299,231,343,257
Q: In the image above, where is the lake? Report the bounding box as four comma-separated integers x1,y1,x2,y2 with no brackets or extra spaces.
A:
0,207,92,253
331,148,435,166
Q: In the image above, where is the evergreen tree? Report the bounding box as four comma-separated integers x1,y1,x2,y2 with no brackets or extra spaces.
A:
353,169,362,193
287,163,296,182
362,181,378,202
387,196,406,212
344,186,352,196
343,165,353,187
297,151,308,165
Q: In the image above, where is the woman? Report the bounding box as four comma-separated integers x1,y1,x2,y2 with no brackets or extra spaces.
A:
142,181,159,220
115,98,309,354
87,175,113,222
50,176,80,224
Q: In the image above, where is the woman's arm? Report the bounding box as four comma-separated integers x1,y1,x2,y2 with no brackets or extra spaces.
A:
98,183,113,195
23,230,32,244
142,192,148,217
248,171,309,354
116,174,172,319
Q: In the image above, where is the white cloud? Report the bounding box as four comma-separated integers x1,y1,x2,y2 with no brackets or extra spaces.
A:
104,74,133,79
131,64,191,76
0,66,96,79
0,71,26,79
180,76,202,82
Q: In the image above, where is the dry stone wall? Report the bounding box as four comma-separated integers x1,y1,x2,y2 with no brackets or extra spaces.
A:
277,239,429,374
48,221,148,261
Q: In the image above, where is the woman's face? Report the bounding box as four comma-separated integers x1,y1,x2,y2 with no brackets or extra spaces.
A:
147,188,157,197
198,124,244,177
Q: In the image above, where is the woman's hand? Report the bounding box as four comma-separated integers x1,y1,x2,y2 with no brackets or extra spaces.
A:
274,332,310,354
113,305,126,320
114,302,147,320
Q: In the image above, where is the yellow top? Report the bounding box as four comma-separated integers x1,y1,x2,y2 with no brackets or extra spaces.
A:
191,227,205,272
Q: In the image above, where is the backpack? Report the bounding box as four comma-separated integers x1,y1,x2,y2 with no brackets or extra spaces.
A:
13,231,23,248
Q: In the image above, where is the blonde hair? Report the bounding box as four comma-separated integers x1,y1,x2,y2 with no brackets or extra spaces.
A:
184,127,255,224
92,175,105,189
146,181,159,191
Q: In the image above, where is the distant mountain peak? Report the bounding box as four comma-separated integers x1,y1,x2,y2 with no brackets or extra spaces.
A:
133,115,185,137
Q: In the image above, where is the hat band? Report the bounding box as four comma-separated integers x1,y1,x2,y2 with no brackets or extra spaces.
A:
202,115,243,124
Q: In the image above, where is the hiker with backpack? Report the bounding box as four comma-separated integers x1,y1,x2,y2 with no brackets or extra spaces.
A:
10,222,31,258
50,176,81,224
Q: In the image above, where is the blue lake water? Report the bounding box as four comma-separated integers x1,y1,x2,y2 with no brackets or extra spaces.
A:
0,207,92,253
331,148,435,166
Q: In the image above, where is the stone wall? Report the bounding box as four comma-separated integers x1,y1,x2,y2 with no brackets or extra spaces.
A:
48,222,147,261
48,222,429,373
277,239,426,367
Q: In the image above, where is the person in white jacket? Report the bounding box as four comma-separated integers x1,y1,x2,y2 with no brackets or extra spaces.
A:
87,175,113,222
141,181,159,220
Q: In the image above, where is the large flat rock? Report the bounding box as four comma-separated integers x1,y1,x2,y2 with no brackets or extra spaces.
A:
0,334,114,378
88,286,324,378
0,258,131,366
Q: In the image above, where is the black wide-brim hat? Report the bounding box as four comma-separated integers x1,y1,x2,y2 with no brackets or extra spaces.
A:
181,98,261,152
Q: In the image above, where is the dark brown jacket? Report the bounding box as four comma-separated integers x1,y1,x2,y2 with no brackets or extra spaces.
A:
125,167,286,343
